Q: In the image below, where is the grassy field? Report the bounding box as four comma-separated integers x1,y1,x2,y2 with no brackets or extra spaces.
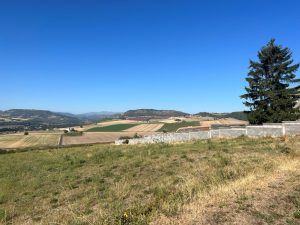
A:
158,121,200,132
0,134,61,149
86,124,139,132
0,136,299,224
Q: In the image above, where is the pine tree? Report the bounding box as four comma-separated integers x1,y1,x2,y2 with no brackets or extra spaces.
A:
241,39,300,124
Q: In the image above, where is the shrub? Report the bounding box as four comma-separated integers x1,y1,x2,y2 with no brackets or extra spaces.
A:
119,136,132,140
64,131,83,136
24,131,29,135
133,133,142,138
294,210,300,219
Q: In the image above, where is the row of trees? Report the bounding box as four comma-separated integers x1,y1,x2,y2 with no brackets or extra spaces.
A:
241,39,300,124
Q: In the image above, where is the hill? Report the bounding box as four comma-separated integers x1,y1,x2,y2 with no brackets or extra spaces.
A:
123,109,188,118
195,111,248,121
76,112,121,121
57,111,120,122
0,109,82,132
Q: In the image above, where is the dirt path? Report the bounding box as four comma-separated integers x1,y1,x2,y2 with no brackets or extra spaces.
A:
153,159,300,225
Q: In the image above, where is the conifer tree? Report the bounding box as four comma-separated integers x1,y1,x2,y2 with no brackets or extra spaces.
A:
241,39,300,124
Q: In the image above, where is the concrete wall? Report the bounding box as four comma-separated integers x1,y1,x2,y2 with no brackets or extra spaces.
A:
219,128,246,138
247,125,283,137
283,121,300,135
115,121,300,145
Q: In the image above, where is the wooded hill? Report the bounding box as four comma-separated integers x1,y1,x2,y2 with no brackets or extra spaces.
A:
195,111,248,121
0,109,82,131
123,109,188,118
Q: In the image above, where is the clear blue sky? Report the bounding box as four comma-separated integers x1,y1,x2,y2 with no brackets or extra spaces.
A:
1,0,300,113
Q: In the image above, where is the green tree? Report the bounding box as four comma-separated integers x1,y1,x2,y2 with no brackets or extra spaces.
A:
241,39,300,124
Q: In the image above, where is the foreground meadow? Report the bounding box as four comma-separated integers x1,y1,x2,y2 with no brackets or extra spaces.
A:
0,137,299,224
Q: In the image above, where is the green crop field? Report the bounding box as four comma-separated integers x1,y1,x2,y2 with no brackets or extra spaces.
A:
158,121,200,132
0,137,299,224
86,123,139,132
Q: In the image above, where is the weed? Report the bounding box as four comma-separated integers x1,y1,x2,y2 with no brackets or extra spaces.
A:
293,210,300,219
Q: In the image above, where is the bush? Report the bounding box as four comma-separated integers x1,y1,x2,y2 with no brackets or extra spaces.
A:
133,133,142,138
293,210,300,219
24,131,29,135
122,139,129,144
64,131,83,136
64,130,68,134
119,136,132,140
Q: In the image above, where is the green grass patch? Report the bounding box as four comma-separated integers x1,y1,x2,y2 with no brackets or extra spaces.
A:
86,123,139,132
158,121,200,132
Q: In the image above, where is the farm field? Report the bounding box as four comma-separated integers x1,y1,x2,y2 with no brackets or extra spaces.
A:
0,133,61,149
0,136,299,224
60,120,140,132
86,123,139,132
96,119,140,127
62,132,155,145
157,117,200,124
124,123,164,132
158,121,200,132
0,117,250,149
201,118,248,127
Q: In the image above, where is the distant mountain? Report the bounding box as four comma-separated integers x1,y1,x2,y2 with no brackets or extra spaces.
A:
56,112,76,117
56,111,121,122
123,109,188,118
195,111,248,121
76,112,121,121
0,109,82,132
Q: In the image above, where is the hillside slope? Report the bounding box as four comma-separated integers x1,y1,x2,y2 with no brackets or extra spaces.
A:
0,109,82,131
123,109,188,118
0,137,298,224
195,111,248,121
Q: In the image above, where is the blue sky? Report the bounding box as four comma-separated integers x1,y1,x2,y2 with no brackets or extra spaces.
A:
1,0,300,113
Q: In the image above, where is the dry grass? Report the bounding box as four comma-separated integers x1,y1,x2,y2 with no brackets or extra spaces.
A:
62,132,155,145
200,118,248,127
59,120,141,132
0,133,61,149
124,124,164,132
0,136,299,224
153,158,300,224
